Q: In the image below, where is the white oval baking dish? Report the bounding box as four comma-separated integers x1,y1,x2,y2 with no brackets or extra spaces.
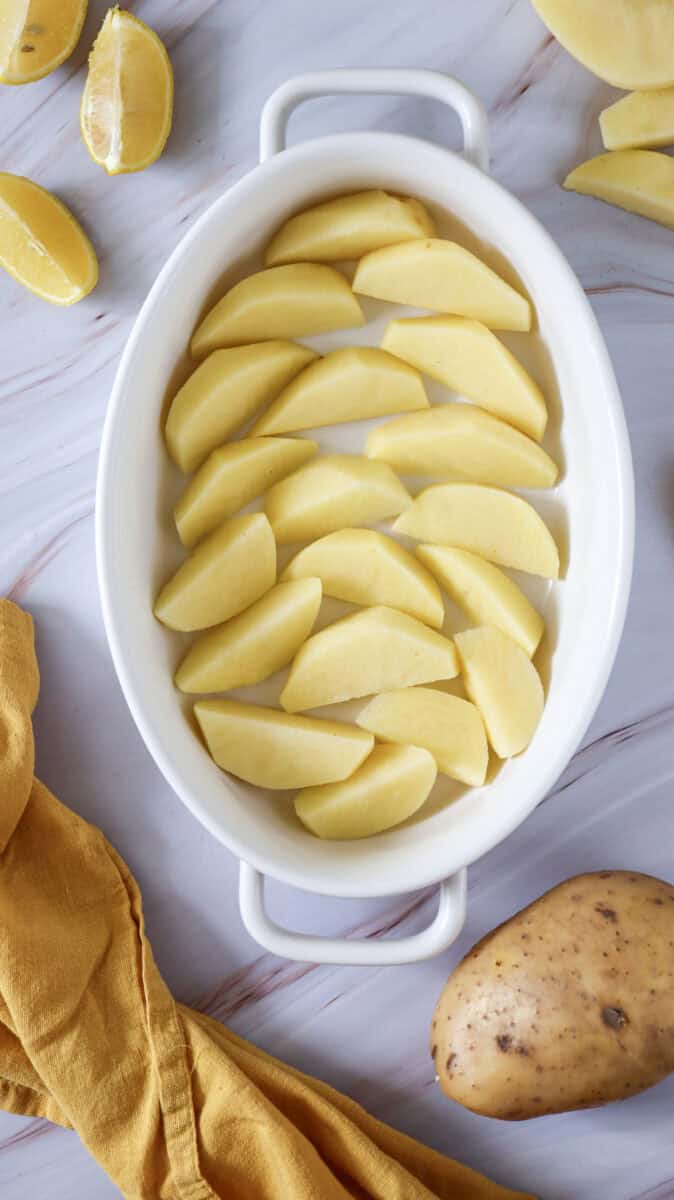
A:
96,70,634,966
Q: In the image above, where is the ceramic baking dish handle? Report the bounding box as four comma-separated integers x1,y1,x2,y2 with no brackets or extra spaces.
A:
259,68,490,171
239,863,467,965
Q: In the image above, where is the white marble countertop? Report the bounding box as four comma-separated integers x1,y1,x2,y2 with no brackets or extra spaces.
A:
2,1,674,1196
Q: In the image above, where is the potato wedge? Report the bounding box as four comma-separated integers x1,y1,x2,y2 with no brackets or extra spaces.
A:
455,627,544,758
357,687,488,787
394,484,559,579
354,239,531,332
600,89,674,151
195,699,373,789
265,455,411,544
382,316,547,441
280,605,458,712
531,0,674,90
264,190,435,265
281,528,444,629
417,545,544,658
190,264,365,357
366,405,557,489
564,150,674,232
165,341,316,473
175,578,322,693
175,437,317,547
251,347,428,436
154,513,276,632
295,744,436,840
432,870,674,1119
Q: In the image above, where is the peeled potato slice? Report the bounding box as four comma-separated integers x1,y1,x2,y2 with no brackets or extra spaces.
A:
564,151,674,232
265,455,411,544
382,316,547,442
295,744,436,840
175,437,317,547
455,627,544,758
280,606,458,713
394,484,559,579
251,347,428,436
195,699,374,789
366,405,557,489
357,687,488,787
531,0,674,91
354,239,531,332
175,578,322,693
417,545,544,658
600,90,674,151
154,513,276,632
281,528,444,629
165,342,316,474
190,264,365,357
0,173,98,306
264,190,435,266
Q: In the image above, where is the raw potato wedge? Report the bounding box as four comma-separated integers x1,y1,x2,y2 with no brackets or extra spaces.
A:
251,347,428,436
175,578,322,693
154,513,276,632
395,484,560,579
564,151,674,232
417,545,544,658
295,744,437,840
357,687,488,787
175,437,317,548
366,405,558,489
0,0,87,84
190,264,365,357
264,190,435,265
280,605,458,712
265,455,411,545
600,89,674,151
531,0,674,91
382,316,547,441
281,528,444,629
0,174,98,306
165,342,317,473
195,699,374,789
354,240,531,332
455,627,544,758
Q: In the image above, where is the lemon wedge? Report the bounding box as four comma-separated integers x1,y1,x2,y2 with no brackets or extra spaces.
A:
80,7,173,175
0,173,98,305
0,0,87,85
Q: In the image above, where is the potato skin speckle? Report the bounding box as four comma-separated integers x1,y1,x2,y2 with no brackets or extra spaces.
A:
432,871,674,1119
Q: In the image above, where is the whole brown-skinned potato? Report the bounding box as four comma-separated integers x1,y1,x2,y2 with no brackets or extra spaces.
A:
432,871,674,1120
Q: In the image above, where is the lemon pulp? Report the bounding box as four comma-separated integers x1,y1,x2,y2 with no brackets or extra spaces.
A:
0,173,98,305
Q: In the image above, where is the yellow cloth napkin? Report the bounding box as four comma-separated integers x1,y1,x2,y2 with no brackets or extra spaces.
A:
0,599,534,1200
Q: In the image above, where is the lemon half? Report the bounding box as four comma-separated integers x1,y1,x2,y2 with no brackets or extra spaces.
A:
0,0,88,85
0,174,98,305
80,6,173,175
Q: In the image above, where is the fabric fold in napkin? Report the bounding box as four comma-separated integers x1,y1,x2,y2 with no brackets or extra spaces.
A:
0,598,533,1200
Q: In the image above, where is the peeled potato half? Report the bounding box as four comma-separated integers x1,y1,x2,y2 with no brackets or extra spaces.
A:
282,528,444,629
251,347,428,436
600,90,674,151
382,316,547,442
354,239,531,332
280,605,458,712
191,264,364,357
357,687,488,787
295,744,437,840
264,190,435,265
531,0,674,90
366,404,557,489
564,151,674,232
395,484,559,579
455,626,544,758
195,700,374,789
